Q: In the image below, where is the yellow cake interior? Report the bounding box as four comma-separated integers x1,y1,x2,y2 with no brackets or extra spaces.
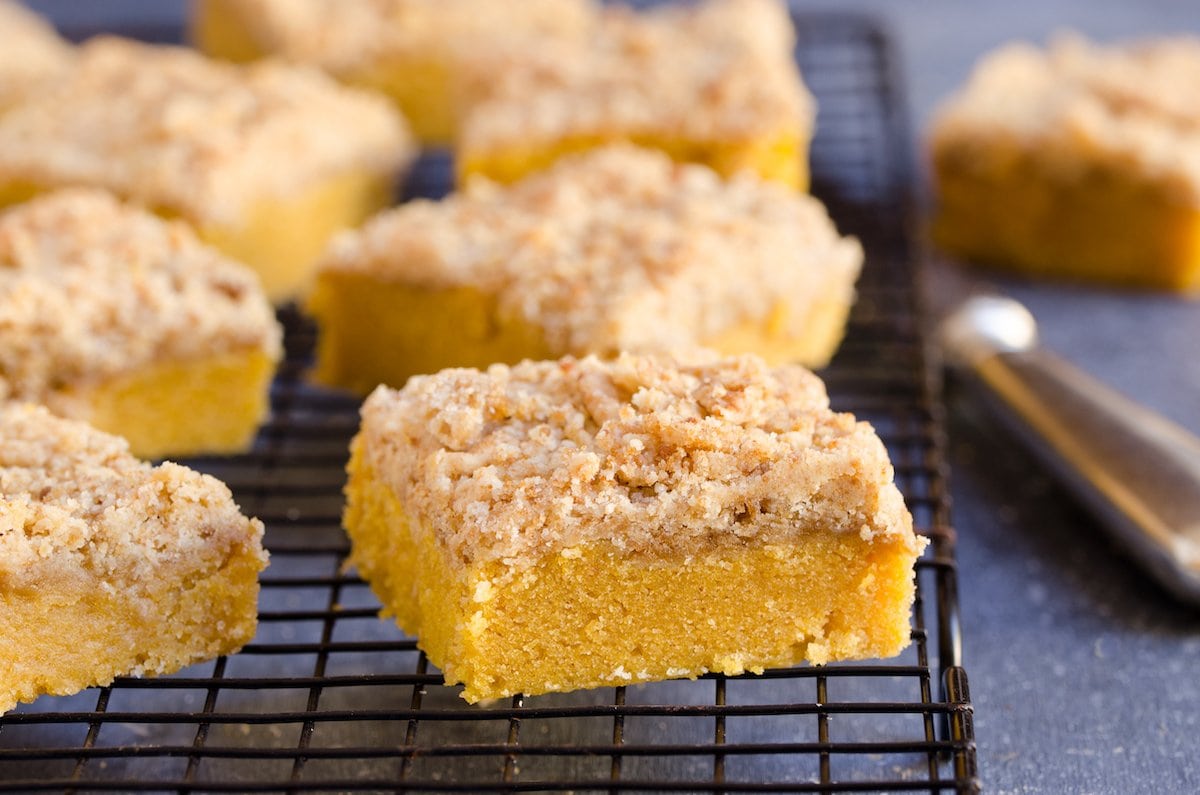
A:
703,297,852,370
309,271,846,395
308,275,556,393
192,0,455,145
0,170,395,304
76,349,276,460
345,445,918,703
933,146,1200,291
0,542,261,714
457,131,809,191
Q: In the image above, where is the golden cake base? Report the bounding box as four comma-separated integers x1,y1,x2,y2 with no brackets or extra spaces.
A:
344,445,919,703
0,537,261,714
308,273,849,394
933,147,1200,291
458,132,809,191
0,170,394,303
77,349,276,460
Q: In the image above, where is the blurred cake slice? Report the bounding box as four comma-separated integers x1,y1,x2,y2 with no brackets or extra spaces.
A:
0,1,72,113
345,352,925,702
0,403,268,714
931,33,1200,291
456,0,813,189
0,189,282,459
309,146,861,393
192,0,597,145
0,36,414,301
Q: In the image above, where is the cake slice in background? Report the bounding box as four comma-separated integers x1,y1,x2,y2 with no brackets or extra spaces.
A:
0,189,282,459
0,403,268,715
309,146,861,393
931,33,1200,292
0,36,414,302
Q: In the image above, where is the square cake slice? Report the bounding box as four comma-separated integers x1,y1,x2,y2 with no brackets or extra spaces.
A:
931,33,1200,291
0,189,282,459
309,145,862,393
0,403,268,714
191,0,597,145
456,0,814,189
345,352,926,703
0,36,414,301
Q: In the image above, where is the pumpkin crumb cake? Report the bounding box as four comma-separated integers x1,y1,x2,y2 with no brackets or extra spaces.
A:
0,36,414,301
456,0,814,189
931,33,1200,291
0,189,282,459
345,352,925,703
0,0,72,113
0,402,268,715
191,0,597,145
309,146,861,393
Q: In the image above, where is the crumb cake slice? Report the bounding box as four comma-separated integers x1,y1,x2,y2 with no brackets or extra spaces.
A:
0,1,72,113
0,403,268,714
0,36,414,301
456,0,813,189
931,33,1200,291
192,0,597,145
309,146,861,393
345,353,925,702
0,190,283,459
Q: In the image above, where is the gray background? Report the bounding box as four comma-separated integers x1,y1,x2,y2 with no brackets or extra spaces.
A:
24,1,1200,792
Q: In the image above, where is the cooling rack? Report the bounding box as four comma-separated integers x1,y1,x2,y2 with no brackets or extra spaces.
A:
0,9,979,793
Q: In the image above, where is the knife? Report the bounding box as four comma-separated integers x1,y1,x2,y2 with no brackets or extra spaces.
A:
940,292,1200,606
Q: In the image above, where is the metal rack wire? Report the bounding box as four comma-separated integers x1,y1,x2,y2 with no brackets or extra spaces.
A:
0,9,978,793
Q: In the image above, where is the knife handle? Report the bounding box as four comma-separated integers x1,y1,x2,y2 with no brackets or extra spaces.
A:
963,346,1200,604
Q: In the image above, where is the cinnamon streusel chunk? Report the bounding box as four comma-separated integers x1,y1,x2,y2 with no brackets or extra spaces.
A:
192,0,597,145
0,403,268,714
0,189,282,458
456,0,814,188
931,33,1200,291
345,352,925,702
309,146,861,393
0,1,72,113
0,36,414,300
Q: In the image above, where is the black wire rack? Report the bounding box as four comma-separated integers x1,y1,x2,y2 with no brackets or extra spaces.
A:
0,8,978,793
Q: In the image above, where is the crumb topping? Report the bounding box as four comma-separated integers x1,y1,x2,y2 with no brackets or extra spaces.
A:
319,146,861,355
217,0,597,75
0,36,414,224
459,0,813,151
357,353,918,573
0,402,268,585
932,33,1200,202
0,190,282,415
0,0,73,111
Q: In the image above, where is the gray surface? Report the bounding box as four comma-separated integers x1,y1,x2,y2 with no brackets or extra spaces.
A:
21,1,1200,792
872,3,1200,794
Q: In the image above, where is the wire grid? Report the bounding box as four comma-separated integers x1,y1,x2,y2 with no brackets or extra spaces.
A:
0,10,978,793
